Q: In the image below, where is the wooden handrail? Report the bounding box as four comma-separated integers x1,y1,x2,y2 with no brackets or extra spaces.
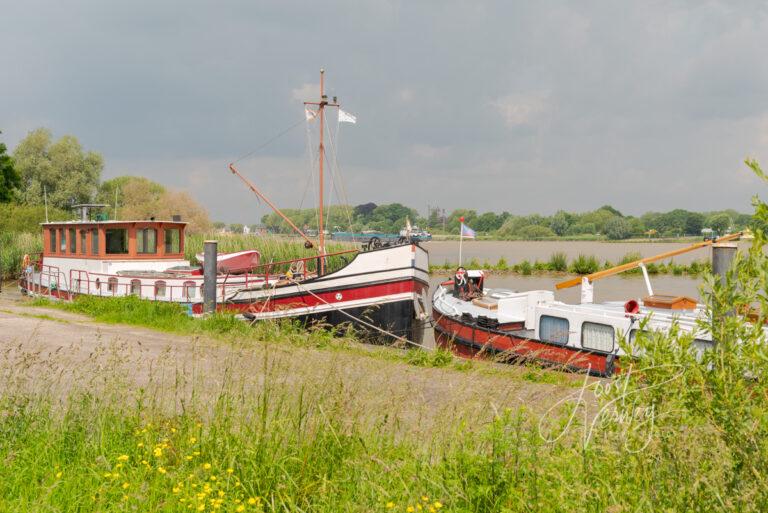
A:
555,232,743,290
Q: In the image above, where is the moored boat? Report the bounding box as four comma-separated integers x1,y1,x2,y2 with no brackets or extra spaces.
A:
432,234,744,376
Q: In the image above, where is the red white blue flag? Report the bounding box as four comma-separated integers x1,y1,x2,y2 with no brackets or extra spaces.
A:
460,223,476,239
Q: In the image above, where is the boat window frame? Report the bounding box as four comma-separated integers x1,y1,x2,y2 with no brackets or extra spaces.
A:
137,227,157,254
183,280,196,300
581,321,616,353
164,228,181,254
539,315,570,346
107,277,118,294
130,279,142,296
105,228,129,255
69,228,76,254
91,228,99,255
80,230,87,255
154,280,166,298
50,229,57,253
59,228,66,253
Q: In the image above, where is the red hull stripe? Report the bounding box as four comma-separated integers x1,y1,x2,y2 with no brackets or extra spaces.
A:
433,312,618,376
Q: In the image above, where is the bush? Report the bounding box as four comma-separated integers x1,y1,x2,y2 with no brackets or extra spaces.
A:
569,254,599,274
516,259,533,275
517,225,556,239
495,257,509,271
548,252,568,272
605,216,631,240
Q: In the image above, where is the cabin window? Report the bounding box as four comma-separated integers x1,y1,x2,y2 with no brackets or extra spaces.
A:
154,281,166,298
581,322,615,353
60,229,66,252
91,229,99,255
105,229,129,254
130,279,141,296
137,228,157,254
107,277,118,294
80,230,87,255
539,315,569,345
183,281,196,300
50,229,57,253
164,228,180,254
69,229,76,253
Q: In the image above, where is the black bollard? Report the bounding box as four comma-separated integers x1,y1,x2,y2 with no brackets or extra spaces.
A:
712,242,737,287
203,240,217,314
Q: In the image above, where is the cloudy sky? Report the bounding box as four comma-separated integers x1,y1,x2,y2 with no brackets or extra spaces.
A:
3,0,768,223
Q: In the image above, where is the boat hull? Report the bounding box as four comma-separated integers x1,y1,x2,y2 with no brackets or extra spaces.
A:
432,310,618,377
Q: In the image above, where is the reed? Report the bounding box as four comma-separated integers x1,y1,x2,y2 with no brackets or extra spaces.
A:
0,231,43,280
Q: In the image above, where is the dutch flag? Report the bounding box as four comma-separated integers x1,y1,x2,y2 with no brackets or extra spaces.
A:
460,223,476,239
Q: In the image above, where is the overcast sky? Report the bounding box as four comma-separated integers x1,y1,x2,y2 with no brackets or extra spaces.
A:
3,0,768,223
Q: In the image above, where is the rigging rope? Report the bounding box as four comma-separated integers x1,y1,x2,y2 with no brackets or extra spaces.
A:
232,118,306,164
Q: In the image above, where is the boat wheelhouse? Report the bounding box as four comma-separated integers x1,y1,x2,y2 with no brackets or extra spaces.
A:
20,205,253,304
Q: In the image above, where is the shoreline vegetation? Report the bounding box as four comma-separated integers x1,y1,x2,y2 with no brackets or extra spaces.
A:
430,251,711,277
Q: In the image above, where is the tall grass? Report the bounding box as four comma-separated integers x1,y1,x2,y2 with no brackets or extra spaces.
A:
0,231,42,280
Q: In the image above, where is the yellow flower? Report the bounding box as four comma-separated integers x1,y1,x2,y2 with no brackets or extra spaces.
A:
421,497,429,502
193,451,201,456
122,482,130,489
407,507,415,513
186,456,193,461
137,442,144,447
197,505,205,511
247,498,257,505
171,427,177,433
122,494,129,501
173,487,181,494
433,501,443,509
386,502,395,509
226,468,234,474
115,463,123,469
189,437,197,444
158,467,167,474
203,463,212,470
236,506,245,512
55,471,63,478
153,447,163,457
217,490,225,497
429,507,436,513
210,475,217,481
417,505,423,511
117,454,129,461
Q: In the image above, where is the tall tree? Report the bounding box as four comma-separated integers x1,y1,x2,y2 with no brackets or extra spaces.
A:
0,131,21,202
13,128,103,209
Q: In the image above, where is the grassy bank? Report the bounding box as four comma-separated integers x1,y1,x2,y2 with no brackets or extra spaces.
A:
431,251,711,277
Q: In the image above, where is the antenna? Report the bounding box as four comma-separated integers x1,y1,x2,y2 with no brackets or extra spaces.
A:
43,185,49,223
114,186,119,220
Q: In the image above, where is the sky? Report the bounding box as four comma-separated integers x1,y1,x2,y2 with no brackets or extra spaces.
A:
2,0,768,223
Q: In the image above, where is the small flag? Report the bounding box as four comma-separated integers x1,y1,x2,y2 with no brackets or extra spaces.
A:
305,108,317,121
460,223,476,239
338,109,357,124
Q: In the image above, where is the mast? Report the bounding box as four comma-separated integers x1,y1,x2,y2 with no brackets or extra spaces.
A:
304,68,339,275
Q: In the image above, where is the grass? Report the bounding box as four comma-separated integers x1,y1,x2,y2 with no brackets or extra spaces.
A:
0,231,42,280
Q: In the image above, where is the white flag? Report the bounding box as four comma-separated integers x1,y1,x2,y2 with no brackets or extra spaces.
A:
305,108,317,121
338,109,357,124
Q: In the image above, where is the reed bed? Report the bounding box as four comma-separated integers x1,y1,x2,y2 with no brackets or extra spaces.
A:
432,252,711,277
0,231,43,280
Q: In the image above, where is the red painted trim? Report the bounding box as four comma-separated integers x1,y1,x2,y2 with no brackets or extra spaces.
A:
432,311,619,375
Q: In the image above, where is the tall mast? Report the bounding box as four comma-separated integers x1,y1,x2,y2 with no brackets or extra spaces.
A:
304,68,339,275
318,69,326,273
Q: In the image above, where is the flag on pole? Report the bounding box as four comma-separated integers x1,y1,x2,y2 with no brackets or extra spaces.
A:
460,223,476,239
338,109,357,124
305,108,317,121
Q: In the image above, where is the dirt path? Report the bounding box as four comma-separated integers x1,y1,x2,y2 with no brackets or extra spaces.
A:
0,288,592,435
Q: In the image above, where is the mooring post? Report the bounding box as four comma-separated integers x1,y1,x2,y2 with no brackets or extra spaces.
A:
712,242,737,287
203,240,217,314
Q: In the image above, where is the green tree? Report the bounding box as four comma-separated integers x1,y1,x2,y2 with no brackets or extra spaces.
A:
474,212,503,232
517,225,555,239
604,216,631,240
707,213,732,234
13,128,103,209
549,210,571,236
0,131,21,202
229,223,244,234
684,212,705,235
213,221,226,230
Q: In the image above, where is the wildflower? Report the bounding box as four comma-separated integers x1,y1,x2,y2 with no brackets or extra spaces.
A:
137,442,144,448
158,467,167,474
429,507,436,513
186,456,193,461
103,473,112,478
55,471,63,478
433,501,443,509
197,505,205,511
117,454,129,461
193,451,201,456
173,487,181,494
407,507,415,513
210,475,217,481
122,482,130,489
122,494,129,501
115,463,123,469
153,447,163,457
189,437,197,444
226,468,234,474
236,506,245,512
421,497,429,502
247,498,257,505
386,502,395,509
203,463,212,470
417,505,423,511
171,428,177,433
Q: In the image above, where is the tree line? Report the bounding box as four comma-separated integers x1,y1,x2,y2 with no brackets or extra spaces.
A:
259,202,750,240
0,128,212,233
